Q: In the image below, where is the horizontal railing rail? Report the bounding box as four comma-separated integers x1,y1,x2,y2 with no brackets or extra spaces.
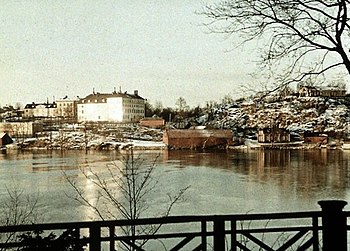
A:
0,200,348,250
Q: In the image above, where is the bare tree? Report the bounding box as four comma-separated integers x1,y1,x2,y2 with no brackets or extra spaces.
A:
15,103,22,110
175,97,190,123
201,0,350,94
221,94,234,104
175,97,189,113
64,149,189,250
0,186,40,250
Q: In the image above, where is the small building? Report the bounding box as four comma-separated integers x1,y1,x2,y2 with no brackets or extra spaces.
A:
0,106,21,121
299,86,320,97
0,133,13,146
0,122,43,138
140,117,165,128
163,129,233,149
298,84,346,98
303,132,328,145
319,86,346,97
258,128,290,143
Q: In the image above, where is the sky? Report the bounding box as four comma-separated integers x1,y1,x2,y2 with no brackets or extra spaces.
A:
0,0,256,108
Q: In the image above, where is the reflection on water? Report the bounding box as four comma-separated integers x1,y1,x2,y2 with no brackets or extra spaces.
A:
162,149,350,206
0,149,349,222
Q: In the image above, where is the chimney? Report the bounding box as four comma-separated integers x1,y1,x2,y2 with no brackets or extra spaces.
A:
134,90,139,96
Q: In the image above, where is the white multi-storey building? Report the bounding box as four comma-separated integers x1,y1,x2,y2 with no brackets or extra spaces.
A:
77,90,145,123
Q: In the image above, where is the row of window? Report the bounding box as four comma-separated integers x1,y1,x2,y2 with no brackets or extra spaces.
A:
80,98,145,104
123,109,144,114
24,108,74,113
57,103,73,107
79,109,144,114
81,99,106,103
78,115,144,120
123,104,144,108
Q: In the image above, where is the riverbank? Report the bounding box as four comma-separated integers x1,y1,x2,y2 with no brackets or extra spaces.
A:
5,137,346,152
2,124,347,151
5,126,166,151
6,138,166,151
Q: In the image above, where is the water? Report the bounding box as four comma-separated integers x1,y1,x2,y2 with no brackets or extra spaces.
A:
0,148,349,223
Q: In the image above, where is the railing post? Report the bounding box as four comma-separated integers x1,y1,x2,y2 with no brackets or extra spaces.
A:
230,220,237,251
201,220,207,251
109,226,115,251
318,200,347,251
89,225,101,251
213,218,225,251
312,216,319,251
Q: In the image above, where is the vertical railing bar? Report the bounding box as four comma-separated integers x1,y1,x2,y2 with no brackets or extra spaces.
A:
89,225,101,251
231,220,237,251
110,225,115,251
75,228,81,248
213,218,225,251
201,220,207,251
312,215,319,251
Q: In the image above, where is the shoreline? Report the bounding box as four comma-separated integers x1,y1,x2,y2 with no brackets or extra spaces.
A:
4,139,167,152
3,142,347,153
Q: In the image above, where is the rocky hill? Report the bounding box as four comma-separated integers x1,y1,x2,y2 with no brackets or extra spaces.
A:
203,95,350,138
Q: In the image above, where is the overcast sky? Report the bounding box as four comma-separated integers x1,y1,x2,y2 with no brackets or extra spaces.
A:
0,0,256,108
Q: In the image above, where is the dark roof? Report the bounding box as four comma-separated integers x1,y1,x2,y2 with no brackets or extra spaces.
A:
24,103,57,109
78,91,144,104
259,128,289,133
140,117,164,121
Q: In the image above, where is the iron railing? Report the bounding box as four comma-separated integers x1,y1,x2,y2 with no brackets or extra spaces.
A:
0,200,348,250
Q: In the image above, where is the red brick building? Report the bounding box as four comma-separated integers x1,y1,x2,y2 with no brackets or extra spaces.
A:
163,129,233,149
140,117,165,128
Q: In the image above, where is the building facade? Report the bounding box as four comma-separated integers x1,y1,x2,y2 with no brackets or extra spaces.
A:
298,85,346,98
0,122,43,137
77,90,145,123
298,86,320,97
23,102,57,118
23,98,78,121
163,129,233,149
55,99,78,120
258,128,291,143
140,117,165,128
